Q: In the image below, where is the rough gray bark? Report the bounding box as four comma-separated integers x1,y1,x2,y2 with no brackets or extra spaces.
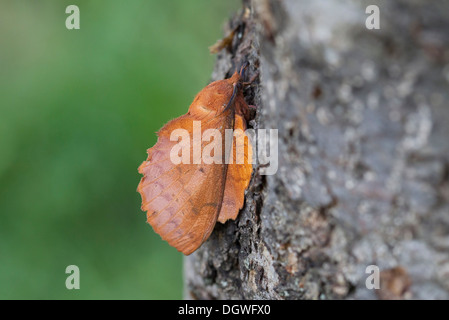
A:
184,0,449,300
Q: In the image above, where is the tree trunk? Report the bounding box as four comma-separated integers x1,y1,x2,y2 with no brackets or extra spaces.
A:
184,0,449,300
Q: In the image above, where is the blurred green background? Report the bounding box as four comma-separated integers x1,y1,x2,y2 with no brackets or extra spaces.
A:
0,0,238,299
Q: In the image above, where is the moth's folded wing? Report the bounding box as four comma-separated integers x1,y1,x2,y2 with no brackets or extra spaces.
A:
218,114,253,223
137,115,227,255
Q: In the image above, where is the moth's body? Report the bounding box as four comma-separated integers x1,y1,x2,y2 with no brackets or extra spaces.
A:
137,70,253,255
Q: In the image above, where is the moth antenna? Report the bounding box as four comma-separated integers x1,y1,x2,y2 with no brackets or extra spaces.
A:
239,62,250,79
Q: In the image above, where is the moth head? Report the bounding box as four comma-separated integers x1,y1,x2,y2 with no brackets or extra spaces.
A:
189,71,244,116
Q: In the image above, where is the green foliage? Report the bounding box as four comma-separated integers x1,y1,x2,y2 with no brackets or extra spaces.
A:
0,0,238,299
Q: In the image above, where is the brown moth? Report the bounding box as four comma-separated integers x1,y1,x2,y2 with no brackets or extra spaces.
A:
137,66,254,255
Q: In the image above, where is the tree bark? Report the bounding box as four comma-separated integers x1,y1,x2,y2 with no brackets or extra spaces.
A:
184,0,449,300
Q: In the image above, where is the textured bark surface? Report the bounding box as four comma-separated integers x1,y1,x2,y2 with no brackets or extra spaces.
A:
184,0,449,299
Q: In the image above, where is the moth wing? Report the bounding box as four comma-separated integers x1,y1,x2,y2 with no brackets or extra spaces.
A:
138,113,232,255
218,114,253,223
